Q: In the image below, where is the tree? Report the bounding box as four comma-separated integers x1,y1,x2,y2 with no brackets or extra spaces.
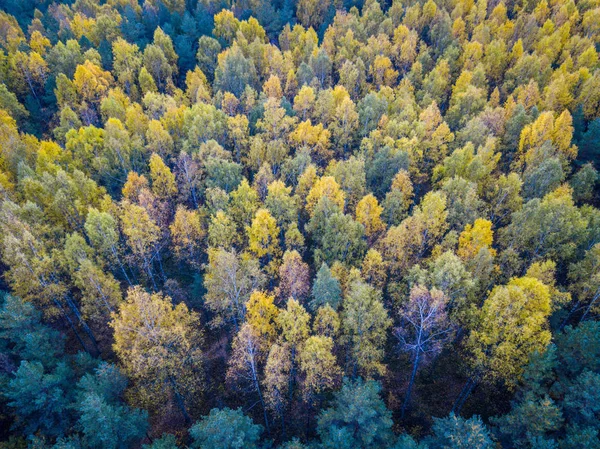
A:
313,304,341,338
311,210,367,267
111,287,204,422
214,44,258,97
395,285,454,417
383,191,449,277
567,243,600,320
265,180,298,230
330,96,359,154
278,250,310,302
311,263,342,311
298,335,341,402
361,249,387,290
493,321,600,448
296,0,331,30
501,185,587,264
143,434,179,449
74,363,148,449
457,276,553,412
441,177,485,231
317,378,394,449
247,208,282,271
203,248,265,330
355,194,385,241
143,44,172,92
208,210,238,250
264,342,292,426
10,50,48,108
170,206,204,267
149,153,177,200
306,176,345,215
229,179,259,233
457,218,496,261
328,156,367,210
276,298,311,399
112,38,142,98
227,323,270,431
70,257,122,327
73,61,113,120
196,36,221,81
120,201,161,289
425,413,494,449
0,294,64,368
570,163,598,203
246,290,279,342
189,408,262,449
341,281,392,377
4,360,73,437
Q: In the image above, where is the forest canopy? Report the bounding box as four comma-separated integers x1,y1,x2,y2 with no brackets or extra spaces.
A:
0,0,599,447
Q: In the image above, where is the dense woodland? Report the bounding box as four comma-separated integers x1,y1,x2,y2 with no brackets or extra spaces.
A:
0,0,599,447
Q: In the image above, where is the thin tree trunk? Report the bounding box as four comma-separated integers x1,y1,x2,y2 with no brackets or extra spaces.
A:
452,373,478,415
253,370,270,435
401,350,420,418
54,298,88,353
65,295,100,355
111,244,133,287
168,376,191,424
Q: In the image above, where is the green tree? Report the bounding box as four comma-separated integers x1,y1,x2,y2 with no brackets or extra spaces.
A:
317,378,394,449
425,413,494,449
341,281,392,377
501,185,587,264
189,408,262,449
311,263,342,311
74,363,148,449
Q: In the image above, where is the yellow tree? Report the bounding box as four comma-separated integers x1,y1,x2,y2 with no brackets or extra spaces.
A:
299,336,342,403
370,55,398,88
305,176,345,215
111,287,204,423
264,342,292,426
361,249,387,290
277,298,311,399
457,218,496,261
247,208,281,273
170,205,204,267
120,201,161,290
355,194,385,241
246,290,279,343
289,120,332,165
382,191,448,276
208,210,239,250
455,276,553,412
149,153,177,200
313,304,341,338
73,60,114,121
293,86,316,120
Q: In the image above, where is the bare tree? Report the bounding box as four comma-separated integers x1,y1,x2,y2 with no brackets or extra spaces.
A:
395,285,454,418
227,323,270,434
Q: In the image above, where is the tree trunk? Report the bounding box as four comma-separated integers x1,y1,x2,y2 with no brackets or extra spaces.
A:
452,373,478,415
168,376,191,424
401,350,420,418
